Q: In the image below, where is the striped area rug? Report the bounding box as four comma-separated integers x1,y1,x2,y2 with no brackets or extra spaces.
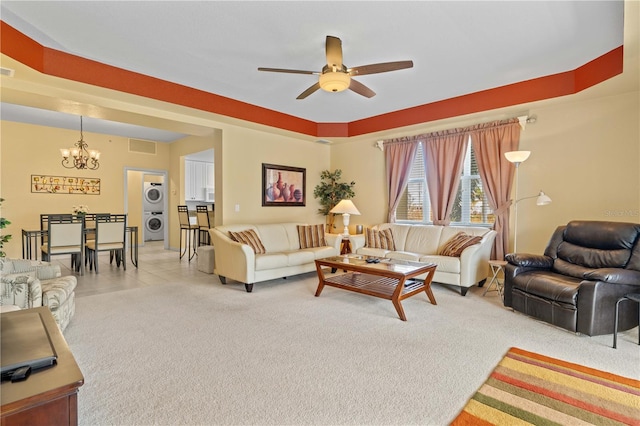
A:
451,347,640,425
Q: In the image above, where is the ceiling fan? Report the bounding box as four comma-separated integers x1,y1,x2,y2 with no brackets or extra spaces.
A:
258,35,413,99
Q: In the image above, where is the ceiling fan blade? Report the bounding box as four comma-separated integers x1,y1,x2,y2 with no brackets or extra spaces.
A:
348,79,376,98
348,60,414,76
258,67,318,75
325,36,343,68
296,82,321,100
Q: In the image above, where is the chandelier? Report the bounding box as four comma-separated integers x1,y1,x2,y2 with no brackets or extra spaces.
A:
60,116,100,170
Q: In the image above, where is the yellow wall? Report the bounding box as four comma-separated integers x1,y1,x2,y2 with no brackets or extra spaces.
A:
1,88,638,259
331,89,640,254
0,122,170,258
216,123,330,225
126,170,144,244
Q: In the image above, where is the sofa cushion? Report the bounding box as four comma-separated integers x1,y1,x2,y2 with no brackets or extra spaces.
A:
557,241,630,269
439,232,482,257
305,246,340,259
357,247,390,257
511,270,581,305
255,224,300,252
402,225,442,255
286,250,315,266
255,253,288,270
0,259,62,279
386,251,421,262
365,228,395,250
229,229,266,254
297,224,326,249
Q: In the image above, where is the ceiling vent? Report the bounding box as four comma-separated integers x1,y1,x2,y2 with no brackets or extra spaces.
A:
315,139,331,145
0,67,15,77
129,138,157,155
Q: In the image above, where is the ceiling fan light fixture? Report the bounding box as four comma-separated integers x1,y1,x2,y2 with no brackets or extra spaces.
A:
319,71,350,93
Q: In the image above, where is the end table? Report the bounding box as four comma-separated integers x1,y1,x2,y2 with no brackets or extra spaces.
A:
483,260,507,298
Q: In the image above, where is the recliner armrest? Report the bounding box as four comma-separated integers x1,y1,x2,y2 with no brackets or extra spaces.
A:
505,253,554,269
583,268,640,285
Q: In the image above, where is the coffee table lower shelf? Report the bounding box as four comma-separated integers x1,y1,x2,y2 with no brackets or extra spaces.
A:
314,257,437,321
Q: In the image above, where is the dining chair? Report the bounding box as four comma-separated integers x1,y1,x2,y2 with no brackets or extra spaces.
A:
41,214,85,275
85,214,127,273
196,205,212,246
178,205,198,261
82,213,111,267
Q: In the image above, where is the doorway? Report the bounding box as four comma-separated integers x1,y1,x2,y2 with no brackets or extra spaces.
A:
125,168,169,249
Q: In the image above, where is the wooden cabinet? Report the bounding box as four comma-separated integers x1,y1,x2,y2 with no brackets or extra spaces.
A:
1,307,84,426
205,163,215,202
185,160,213,201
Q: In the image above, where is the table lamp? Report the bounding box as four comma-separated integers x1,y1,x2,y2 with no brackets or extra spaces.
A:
330,200,361,236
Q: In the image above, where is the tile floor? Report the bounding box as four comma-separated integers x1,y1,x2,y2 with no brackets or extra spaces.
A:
51,241,214,298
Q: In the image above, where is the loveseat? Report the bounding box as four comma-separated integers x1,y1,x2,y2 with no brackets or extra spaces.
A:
209,223,342,292
0,258,77,331
504,220,640,336
349,223,497,295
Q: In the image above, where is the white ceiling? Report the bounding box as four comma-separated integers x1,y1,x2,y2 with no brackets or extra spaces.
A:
0,1,626,140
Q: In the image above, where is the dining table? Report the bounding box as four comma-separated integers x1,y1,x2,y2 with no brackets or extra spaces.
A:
21,220,139,268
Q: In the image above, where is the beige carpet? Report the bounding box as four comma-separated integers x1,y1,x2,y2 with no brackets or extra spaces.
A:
64,272,640,425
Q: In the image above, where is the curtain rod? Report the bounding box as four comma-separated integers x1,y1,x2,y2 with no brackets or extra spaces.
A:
377,115,535,149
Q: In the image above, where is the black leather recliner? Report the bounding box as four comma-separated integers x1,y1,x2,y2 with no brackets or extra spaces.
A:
504,220,640,336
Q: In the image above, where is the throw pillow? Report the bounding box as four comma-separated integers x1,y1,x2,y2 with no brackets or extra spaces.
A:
364,228,396,250
228,229,266,254
439,232,482,257
297,225,326,249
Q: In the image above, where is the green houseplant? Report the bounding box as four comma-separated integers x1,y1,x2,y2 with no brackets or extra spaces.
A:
313,170,356,231
0,198,11,257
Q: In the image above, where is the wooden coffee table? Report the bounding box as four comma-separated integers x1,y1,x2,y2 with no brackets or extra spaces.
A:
314,255,437,321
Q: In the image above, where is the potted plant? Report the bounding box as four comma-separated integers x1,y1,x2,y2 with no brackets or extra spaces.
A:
0,198,11,257
313,170,355,232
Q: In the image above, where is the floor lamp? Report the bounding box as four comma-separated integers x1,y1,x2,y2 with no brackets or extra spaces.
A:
505,151,552,253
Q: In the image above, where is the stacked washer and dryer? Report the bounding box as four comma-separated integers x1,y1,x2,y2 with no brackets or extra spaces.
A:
143,182,165,241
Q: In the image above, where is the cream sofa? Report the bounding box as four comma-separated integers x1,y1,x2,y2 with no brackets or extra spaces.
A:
350,223,497,296
0,258,77,331
209,223,342,292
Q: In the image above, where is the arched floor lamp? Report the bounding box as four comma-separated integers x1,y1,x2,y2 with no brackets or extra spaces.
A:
505,151,552,253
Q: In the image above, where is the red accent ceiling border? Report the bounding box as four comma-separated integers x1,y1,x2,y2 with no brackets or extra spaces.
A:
1,21,623,138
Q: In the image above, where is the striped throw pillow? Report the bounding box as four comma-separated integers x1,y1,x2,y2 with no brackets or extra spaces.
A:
297,225,326,249
228,229,266,254
439,232,482,257
364,228,396,250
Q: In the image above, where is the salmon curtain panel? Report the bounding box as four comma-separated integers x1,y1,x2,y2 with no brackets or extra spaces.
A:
384,138,419,223
423,128,469,226
469,118,521,260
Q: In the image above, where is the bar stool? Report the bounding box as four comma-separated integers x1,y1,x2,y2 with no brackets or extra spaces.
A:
613,293,640,349
177,205,198,261
483,260,507,298
196,205,212,246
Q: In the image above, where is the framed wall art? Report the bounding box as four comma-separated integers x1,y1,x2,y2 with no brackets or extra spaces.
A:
31,175,101,195
262,163,306,207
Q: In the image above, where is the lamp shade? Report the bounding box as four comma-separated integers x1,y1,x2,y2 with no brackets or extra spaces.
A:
330,200,360,215
504,151,531,164
319,72,350,93
536,191,552,205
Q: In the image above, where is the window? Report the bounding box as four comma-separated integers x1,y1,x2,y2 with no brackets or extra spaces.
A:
395,143,431,222
395,137,495,226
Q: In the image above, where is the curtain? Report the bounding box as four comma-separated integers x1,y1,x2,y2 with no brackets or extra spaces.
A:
384,138,419,223
468,118,521,260
423,128,469,226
